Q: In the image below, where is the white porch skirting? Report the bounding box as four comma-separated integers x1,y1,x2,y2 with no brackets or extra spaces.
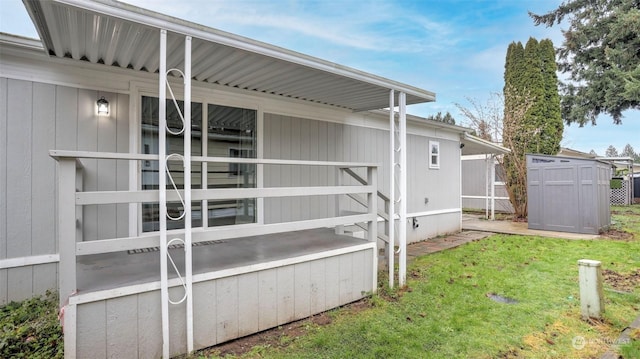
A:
63,229,376,358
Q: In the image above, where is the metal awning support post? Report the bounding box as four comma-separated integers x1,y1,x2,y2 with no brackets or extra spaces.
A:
389,90,407,288
485,154,489,219
627,160,633,205
158,29,169,359
490,155,496,220
159,30,194,358
388,90,395,288
184,35,194,354
398,92,407,287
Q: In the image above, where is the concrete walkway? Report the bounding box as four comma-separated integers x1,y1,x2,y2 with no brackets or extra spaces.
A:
462,214,601,240
406,230,493,261
403,213,602,260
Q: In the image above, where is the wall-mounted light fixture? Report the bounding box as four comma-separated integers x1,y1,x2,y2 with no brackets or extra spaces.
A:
97,97,110,115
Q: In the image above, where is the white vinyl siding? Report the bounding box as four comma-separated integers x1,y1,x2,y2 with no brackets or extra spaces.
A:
0,78,130,304
263,114,462,243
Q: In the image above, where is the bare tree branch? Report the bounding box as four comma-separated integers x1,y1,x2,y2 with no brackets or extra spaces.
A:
456,89,538,218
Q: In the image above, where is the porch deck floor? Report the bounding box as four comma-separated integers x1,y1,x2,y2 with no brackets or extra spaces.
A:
76,228,367,293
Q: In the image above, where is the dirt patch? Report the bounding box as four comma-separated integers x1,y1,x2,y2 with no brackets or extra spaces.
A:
601,228,634,241
523,320,570,350
377,284,413,302
602,269,640,293
496,348,521,358
199,314,331,357
197,299,371,357
611,209,638,215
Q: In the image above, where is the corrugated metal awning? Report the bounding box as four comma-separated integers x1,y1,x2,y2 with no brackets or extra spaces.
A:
461,133,510,155
23,0,436,111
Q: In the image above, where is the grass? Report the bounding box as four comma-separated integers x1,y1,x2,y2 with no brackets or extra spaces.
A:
202,205,640,358
620,334,640,359
611,204,640,238
613,205,640,357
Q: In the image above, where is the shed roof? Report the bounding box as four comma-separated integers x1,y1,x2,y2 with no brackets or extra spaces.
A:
23,0,435,112
527,153,613,167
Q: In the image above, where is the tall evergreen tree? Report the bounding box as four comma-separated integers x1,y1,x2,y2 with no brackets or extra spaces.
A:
502,41,528,217
539,39,563,155
503,42,525,119
502,37,563,218
523,38,544,123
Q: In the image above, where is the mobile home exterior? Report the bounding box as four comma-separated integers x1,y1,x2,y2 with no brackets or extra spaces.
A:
1,0,502,357
461,154,514,217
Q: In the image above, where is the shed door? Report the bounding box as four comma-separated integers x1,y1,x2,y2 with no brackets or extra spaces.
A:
528,164,581,233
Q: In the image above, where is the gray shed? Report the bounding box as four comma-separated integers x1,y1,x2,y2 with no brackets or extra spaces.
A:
527,154,611,234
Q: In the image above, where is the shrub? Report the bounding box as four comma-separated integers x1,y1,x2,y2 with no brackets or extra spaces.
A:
0,291,63,358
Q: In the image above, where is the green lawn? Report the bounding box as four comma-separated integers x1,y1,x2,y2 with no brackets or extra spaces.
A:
203,205,640,358
613,205,640,357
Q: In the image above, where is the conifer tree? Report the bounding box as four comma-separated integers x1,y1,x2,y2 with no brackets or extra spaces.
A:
539,39,563,155
503,42,525,118
502,37,563,218
531,0,640,125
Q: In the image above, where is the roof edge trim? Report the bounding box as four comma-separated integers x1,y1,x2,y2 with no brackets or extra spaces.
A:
0,32,44,51
462,132,510,155
369,109,470,133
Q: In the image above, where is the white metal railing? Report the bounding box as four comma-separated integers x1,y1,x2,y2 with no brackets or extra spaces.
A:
339,167,391,243
50,149,378,304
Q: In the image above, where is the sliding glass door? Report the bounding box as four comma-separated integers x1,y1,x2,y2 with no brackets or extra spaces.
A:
140,96,256,232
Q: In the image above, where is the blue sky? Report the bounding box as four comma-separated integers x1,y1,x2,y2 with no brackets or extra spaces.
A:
1,0,638,156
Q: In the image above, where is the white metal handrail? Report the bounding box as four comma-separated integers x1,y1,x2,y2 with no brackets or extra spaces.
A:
341,169,391,245
76,186,373,204
50,150,377,168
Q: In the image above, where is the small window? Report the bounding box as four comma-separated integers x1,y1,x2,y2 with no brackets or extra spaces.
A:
429,141,440,169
